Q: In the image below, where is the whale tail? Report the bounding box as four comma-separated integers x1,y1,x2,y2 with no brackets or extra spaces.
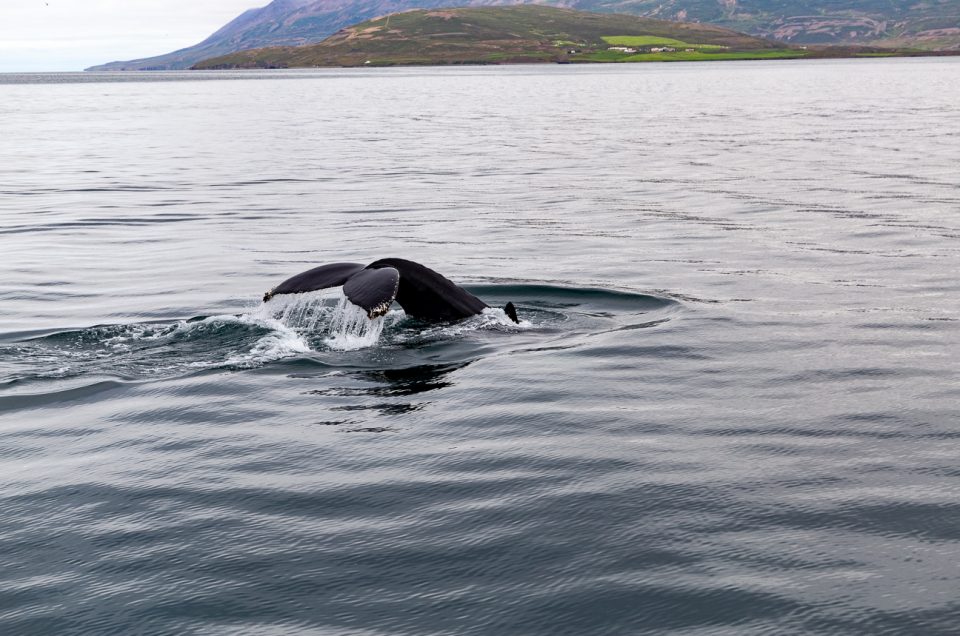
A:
263,258,491,322
504,302,519,324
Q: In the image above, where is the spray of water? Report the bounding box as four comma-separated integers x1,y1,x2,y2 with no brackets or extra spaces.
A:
269,289,339,332
325,297,387,350
258,290,386,351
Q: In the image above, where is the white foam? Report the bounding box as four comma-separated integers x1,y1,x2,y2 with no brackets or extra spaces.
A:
206,310,311,366
227,327,312,366
483,307,533,330
399,307,531,342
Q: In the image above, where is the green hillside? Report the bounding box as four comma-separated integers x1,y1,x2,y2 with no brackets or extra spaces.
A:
194,5,796,68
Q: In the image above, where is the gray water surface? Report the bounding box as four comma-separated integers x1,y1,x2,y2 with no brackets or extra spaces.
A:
2,60,959,635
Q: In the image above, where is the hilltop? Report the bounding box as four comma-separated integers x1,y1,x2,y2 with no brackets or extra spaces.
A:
86,0,960,71
194,6,790,68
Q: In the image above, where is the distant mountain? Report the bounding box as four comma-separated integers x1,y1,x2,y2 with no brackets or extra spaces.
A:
86,0,960,71
88,0,324,70
194,5,792,69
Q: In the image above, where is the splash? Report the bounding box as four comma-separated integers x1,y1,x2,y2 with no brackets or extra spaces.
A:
325,297,387,351
214,312,312,367
247,290,534,357
260,289,339,332
260,290,387,351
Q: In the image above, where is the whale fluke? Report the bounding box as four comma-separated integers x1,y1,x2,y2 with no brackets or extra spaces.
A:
342,267,400,318
263,262,364,302
264,257,519,323
365,258,488,321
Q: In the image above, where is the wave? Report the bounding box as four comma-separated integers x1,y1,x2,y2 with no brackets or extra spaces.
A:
0,285,678,395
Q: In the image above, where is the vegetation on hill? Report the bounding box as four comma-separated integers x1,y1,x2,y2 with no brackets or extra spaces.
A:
193,6,952,69
193,6,792,68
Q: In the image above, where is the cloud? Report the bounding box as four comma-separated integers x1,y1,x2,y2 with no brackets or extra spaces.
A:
0,0,267,71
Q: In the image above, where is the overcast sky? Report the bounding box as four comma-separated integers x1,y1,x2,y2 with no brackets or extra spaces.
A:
0,0,267,72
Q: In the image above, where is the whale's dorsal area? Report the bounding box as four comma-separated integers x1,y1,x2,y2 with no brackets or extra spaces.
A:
264,257,511,322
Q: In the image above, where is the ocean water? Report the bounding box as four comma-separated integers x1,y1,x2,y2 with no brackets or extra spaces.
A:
1,59,959,635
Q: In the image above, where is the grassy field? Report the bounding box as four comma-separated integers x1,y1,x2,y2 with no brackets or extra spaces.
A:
602,36,726,50
622,49,807,62
582,48,806,62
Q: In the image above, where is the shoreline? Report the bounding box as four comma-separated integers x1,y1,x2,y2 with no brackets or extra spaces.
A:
193,48,960,71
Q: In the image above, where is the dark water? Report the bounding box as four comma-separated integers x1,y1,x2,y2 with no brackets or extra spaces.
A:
2,60,959,635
